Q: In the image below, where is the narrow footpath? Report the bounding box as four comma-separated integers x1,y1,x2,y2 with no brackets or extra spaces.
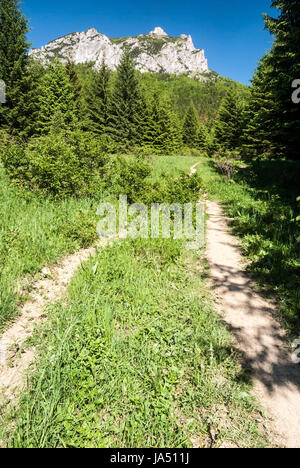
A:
206,199,300,448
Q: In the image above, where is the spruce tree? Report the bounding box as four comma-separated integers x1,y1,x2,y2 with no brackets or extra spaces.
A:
84,60,110,136
243,55,276,157
134,92,151,147
262,0,300,159
35,62,76,135
0,0,31,134
16,58,46,139
182,103,199,147
214,89,245,151
196,123,208,152
107,48,142,146
65,58,83,116
144,94,182,154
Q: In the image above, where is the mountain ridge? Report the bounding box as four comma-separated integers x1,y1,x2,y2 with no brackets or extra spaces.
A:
29,26,209,76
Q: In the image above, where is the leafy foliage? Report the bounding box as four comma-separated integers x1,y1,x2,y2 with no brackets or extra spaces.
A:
2,130,155,201
2,131,107,197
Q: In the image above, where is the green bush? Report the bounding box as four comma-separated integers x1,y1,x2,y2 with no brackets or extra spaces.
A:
2,130,109,198
103,154,152,203
142,172,203,205
2,131,154,202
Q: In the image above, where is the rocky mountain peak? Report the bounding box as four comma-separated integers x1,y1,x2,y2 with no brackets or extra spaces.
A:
29,27,209,76
86,27,100,37
149,27,168,37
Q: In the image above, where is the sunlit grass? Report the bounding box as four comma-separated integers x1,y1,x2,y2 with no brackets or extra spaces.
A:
0,164,99,330
5,239,268,448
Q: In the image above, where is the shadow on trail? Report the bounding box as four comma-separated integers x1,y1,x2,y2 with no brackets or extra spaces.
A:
210,260,300,396
205,158,300,336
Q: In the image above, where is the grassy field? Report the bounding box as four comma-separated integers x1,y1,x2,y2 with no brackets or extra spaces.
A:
4,239,268,448
149,156,200,181
196,158,300,336
0,154,270,448
0,164,99,331
0,155,197,332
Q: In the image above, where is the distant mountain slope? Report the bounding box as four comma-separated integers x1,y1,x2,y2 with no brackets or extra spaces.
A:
138,72,249,125
29,26,209,76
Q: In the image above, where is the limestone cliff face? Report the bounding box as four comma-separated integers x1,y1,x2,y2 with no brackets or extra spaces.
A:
29,27,209,76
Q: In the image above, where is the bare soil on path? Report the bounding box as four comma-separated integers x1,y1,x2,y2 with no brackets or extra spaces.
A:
206,200,300,448
0,244,99,404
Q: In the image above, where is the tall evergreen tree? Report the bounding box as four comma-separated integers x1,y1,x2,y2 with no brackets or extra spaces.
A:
244,1,300,160
0,0,31,134
133,91,151,147
243,55,276,157
65,58,83,116
84,60,110,135
107,48,142,146
263,0,300,159
182,103,199,147
196,123,209,152
35,62,76,135
214,89,245,151
144,94,182,154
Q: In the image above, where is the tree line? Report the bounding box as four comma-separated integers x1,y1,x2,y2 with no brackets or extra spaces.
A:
0,0,211,155
0,0,299,160
213,0,300,161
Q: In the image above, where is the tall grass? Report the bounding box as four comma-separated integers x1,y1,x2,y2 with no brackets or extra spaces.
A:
0,165,99,330
0,155,271,448
0,155,199,331
149,155,200,181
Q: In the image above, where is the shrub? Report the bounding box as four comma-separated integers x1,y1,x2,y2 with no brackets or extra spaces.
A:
142,172,203,205
103,154,152,203
2,131,154,202
2,130,109,198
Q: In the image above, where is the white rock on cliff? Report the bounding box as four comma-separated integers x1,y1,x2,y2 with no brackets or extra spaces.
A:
29,26,209,76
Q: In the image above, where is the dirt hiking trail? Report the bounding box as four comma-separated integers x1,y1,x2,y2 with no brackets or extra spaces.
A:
0,244,100,404
206,200,300,448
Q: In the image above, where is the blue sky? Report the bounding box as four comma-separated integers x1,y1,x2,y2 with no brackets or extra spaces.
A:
22,0,276,85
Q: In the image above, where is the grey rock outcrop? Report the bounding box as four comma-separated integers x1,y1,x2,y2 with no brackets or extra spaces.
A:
29,26,209,76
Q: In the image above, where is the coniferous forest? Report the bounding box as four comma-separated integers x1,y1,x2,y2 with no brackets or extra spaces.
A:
0,0,299,449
